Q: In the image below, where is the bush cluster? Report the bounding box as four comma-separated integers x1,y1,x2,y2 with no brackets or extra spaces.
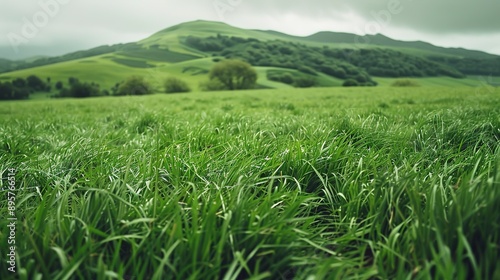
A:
54,76,154,98
53,78,103,98
391,79,421,87
0,75,49,100
267,71,317,88
199,79,227,91
164,77,191,93
1,73,195,101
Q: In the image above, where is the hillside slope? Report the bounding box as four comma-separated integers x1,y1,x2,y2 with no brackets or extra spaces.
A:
304,32,497,59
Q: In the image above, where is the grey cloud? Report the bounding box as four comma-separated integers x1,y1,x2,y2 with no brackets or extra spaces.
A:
0,0,499,59
346,0,500,34
233,0,500,34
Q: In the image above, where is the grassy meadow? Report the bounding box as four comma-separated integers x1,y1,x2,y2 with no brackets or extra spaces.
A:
1,86,500,279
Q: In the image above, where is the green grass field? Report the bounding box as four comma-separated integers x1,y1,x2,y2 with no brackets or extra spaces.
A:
1,87,499,279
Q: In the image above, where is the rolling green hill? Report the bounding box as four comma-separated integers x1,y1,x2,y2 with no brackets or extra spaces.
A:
0,20,499,94
304,32,498,59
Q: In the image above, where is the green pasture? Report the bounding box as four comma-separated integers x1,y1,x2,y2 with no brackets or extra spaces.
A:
0,86,499,279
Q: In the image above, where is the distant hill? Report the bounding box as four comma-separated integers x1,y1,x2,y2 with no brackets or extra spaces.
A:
0,20,498,91
304,32,497,60
0,58,14,73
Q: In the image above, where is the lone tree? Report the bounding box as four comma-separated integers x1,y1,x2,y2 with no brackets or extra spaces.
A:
209,59,257,90
26,75,46,91
117,76,152,96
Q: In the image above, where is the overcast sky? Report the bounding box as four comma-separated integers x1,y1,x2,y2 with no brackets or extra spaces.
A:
1,0,500,60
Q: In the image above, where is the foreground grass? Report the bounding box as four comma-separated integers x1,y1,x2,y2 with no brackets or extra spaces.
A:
0,87,499,279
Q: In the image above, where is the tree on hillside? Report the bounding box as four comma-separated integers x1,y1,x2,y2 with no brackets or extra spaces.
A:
342,79,359,87
70,82,100,98
116,76,152,96
26,75,46,91
0,82,14,100
55,81,63,90
68,77,79,85
209,59,257,90
294,77,317,88
12,78,27,88
52,80,102,98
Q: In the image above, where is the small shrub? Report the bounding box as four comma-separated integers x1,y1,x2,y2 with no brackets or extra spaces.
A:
391,79,420,87
355,74,369,83
68,77,79,85
297,65,317,76
55,81,63,90
55,88,71,98
70,82,95,98
267,73,295,85
342,79,359,87
199,80,227,91
280,74,295,85
117,76,152,96
164,77,191,93
294,77,317,88
52,81,100,98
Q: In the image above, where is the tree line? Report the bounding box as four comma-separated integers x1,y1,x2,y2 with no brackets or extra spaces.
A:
429,56,500,76
0,75,49,100
0,59,258,100
0,74,159,100
184,34,483,82
185,35,377,86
